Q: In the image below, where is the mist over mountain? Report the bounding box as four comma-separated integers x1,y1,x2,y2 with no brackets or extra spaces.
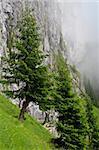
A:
58,0,99,104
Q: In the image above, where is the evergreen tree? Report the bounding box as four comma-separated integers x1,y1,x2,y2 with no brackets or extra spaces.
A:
54,52,88,150
84,76,98,106
38,70,58,124
86,99,99,150
1,11,49,121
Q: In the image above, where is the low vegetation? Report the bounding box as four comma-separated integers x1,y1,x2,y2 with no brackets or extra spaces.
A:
0,94,55,150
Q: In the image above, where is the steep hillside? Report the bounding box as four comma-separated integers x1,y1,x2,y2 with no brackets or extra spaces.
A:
0,94,55,150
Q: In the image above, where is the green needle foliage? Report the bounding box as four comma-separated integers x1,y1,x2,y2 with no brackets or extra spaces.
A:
84,76,99,107
86,99,99,150
1,11,49,121
53,52,89,150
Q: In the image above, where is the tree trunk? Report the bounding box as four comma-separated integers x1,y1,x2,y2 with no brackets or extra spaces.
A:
18,100,29,121
43,111,50,125
18,99,21,108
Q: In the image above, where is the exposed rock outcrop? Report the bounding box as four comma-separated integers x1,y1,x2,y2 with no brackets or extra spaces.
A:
0,0,67,60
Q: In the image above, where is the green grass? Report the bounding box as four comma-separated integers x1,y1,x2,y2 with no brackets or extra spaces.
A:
0,93,99,150
0,94,55,150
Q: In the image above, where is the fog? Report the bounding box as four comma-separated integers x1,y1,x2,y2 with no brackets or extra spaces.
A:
57,0,99,96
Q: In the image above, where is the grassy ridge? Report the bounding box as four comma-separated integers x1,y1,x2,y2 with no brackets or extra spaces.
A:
0,94,55,150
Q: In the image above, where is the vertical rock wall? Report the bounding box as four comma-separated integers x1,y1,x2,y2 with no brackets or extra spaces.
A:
0,0,67,60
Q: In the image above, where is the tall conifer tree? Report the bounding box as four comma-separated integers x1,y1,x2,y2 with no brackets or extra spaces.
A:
1,11,49,121
54,52,88,150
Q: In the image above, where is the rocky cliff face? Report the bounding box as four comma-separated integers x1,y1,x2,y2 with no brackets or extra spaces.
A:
0,0,67,124
0,0,84,98
0,0,85,125
0,0,67,61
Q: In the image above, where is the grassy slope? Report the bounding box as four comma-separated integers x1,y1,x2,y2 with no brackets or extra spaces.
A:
0,94,55,150
0,94,99,150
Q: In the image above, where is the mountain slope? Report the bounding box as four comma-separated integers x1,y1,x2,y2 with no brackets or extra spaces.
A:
0,94,55,150
0,94,99,150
